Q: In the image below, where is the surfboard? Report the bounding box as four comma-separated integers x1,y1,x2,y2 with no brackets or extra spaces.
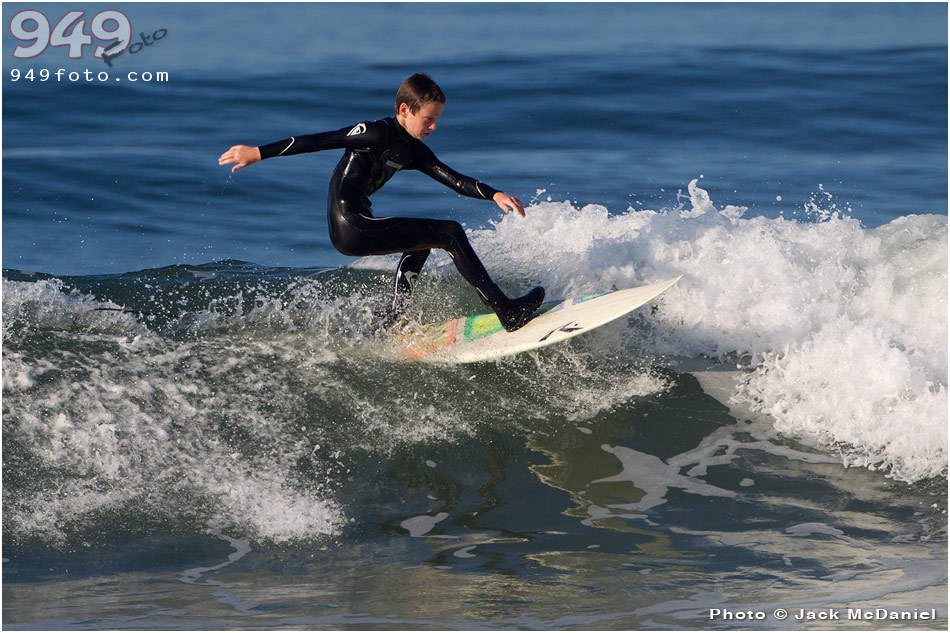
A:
397,275,683,363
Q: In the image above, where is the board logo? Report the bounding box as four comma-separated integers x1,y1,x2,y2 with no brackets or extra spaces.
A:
538,321,582,342
347,123,367,137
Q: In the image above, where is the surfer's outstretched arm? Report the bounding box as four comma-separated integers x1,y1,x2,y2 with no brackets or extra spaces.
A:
219,123,391,174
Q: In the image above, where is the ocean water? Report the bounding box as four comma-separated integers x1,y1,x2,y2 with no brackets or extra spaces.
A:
2,2,947,630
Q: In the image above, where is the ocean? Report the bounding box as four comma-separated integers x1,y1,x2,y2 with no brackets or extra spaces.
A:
2,2,947,630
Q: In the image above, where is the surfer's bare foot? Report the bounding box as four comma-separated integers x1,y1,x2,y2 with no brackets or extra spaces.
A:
497,287,545,332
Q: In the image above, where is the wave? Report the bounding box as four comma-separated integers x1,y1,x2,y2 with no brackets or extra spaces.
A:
3,179,946,547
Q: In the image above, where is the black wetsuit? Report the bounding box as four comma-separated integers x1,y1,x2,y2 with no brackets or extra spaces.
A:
258,117,543,328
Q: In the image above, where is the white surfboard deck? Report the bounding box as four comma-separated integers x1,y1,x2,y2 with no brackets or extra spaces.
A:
398,275,683,363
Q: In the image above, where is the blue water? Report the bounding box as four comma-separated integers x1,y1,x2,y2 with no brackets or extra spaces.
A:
3,3,947,630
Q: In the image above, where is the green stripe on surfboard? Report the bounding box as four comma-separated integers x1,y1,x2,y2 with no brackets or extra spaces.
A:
460,293,610,343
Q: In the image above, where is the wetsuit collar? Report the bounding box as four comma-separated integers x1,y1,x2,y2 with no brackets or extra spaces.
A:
392,116,413,141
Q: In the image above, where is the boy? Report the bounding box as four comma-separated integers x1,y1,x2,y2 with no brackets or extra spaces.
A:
218,73,544,332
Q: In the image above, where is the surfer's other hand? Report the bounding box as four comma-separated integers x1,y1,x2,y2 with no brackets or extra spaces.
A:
493,192,525,217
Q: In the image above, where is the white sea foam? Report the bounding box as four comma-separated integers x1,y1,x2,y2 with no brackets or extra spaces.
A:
449,179,946,482
3,279,345,544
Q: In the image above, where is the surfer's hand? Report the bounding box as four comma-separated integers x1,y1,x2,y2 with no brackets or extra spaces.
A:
218,145,261,172
493,192,525,217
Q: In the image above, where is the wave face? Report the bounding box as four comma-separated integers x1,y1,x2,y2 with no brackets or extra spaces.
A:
2,260,670,547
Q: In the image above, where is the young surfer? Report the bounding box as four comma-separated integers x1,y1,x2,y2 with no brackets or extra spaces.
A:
218,72,544,332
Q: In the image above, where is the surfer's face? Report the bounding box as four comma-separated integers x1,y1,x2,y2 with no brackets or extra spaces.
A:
397,101,443,140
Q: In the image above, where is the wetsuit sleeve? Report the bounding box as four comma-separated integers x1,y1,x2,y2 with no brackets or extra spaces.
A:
258,121,386,160
413,144,500,201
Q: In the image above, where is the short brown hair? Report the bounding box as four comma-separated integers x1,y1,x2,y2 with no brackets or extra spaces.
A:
395,73,445,114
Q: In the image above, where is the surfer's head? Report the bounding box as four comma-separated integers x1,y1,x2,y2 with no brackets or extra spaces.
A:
396,73,445,140
395,73,445,115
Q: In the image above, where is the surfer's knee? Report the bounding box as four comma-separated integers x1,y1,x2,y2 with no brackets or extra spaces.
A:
398,250,430,275
438,220,469,250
